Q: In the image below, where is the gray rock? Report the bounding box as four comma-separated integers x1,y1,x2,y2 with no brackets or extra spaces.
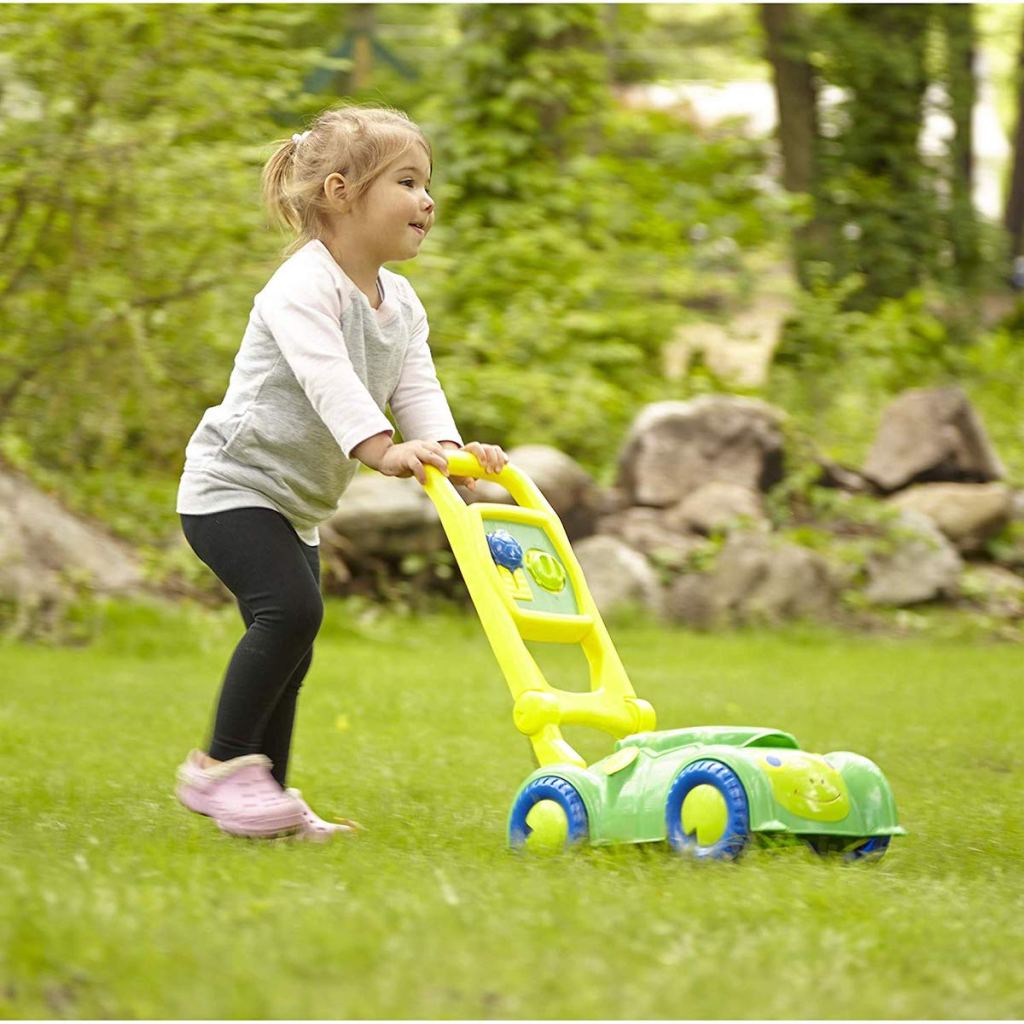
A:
615,396,785,507
664,481,767,536
574,535,663,616
816,457,876,495
863,387,1005,492
664,573,719,630
664,533,837,627
863,510,963,606
595,506,708,570
888,482,1013,554
325,472,443,558
1011,490,1024,522
0,465,144,604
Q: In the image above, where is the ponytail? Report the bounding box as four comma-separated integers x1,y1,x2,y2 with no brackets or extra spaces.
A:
261,138,302,234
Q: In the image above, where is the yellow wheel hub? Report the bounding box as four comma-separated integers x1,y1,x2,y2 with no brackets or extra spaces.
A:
682,784,728,846
524,799,569,851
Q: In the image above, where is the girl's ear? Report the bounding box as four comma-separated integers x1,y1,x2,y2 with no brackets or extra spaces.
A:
323,172,350,210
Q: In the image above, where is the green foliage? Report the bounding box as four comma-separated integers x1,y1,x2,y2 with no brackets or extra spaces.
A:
770,277,1024,481
984,519,1024,570
642,4,766,81
955,317,1024,481
2,3,1019,557
807,5,942,306
410,6,787,468
777,272,957,378
782,5,1000,305
0,6,319,480
0,4,790,531
939,4,983,282
445,5,609,202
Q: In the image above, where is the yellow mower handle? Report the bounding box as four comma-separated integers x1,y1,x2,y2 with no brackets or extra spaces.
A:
421,451,657,769
434,450,553,514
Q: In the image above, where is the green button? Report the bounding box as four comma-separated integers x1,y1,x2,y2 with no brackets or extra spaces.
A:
525,549,567,593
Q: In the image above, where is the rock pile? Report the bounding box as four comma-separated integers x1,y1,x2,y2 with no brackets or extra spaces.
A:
320,386,1023,628
4,385,1016,638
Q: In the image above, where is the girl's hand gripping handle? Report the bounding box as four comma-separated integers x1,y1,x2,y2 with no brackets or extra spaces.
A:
423,450,554,516
443,442,508,491
442,449,499,480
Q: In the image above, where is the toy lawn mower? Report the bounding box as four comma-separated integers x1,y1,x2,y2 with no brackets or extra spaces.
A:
422,453,904,861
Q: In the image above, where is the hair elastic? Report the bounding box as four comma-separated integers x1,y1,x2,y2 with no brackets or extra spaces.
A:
291,131,311,146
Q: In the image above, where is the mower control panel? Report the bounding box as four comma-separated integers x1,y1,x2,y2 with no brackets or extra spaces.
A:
483,519,579,616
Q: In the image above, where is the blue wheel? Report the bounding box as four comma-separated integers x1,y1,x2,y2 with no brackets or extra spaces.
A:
804,834,891,862
508,776,589,852
665,759,751,861
844,835,891,862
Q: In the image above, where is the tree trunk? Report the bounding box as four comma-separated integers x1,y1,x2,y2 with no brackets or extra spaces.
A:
760,4,824,286
350,5,376,90
760,3,817,193
1004,15,1024,258
944,4,979,279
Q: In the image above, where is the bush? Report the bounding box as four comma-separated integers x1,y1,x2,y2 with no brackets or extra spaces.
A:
409,105,793,472
769,277,1024,481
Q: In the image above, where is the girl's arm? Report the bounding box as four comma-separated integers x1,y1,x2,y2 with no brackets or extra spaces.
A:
351,430,450,484
388,318,462,449
258,263,394,459
387,278,462,446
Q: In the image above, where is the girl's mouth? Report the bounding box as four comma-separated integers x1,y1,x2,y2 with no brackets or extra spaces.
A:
409,224,426,238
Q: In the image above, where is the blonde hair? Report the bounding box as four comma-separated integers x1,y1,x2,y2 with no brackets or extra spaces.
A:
261,104,432,256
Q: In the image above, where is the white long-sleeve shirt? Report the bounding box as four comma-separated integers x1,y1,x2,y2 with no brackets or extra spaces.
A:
176,239,462,545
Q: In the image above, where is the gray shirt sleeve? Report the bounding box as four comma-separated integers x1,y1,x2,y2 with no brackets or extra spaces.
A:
255,260,394,458
389,282,463,447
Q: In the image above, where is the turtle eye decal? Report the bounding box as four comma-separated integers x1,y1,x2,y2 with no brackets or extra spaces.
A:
525,549,568,593
766,755,782,767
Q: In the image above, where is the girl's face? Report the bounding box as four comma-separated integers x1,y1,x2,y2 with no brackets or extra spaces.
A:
341,145,435,264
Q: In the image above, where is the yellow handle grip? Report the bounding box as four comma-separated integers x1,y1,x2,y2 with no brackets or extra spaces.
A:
442,450,491,479
424,451,552,515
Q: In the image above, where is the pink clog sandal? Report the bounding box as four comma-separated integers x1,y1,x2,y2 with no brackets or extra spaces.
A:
286,787,362,842
176,750,304,838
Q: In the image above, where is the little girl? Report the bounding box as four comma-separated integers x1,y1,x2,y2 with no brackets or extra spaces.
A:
174,104,507,841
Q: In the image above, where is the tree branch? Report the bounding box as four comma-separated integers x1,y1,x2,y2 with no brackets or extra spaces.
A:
0,184,31,255
0,273,229,422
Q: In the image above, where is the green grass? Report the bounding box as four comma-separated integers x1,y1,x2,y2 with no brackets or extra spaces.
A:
1,599,1021,1019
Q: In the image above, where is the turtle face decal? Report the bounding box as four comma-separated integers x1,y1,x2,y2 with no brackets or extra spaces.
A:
762,752,851,822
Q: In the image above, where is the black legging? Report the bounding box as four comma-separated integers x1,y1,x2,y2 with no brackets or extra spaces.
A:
180,508,323,786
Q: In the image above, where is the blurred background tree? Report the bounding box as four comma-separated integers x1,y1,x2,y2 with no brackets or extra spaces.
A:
0,4,342,531
763,3,990,307
1,2,1022,550
1003,8,1024,262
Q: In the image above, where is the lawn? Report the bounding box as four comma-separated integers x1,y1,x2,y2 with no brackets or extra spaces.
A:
0,598,1021,1019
